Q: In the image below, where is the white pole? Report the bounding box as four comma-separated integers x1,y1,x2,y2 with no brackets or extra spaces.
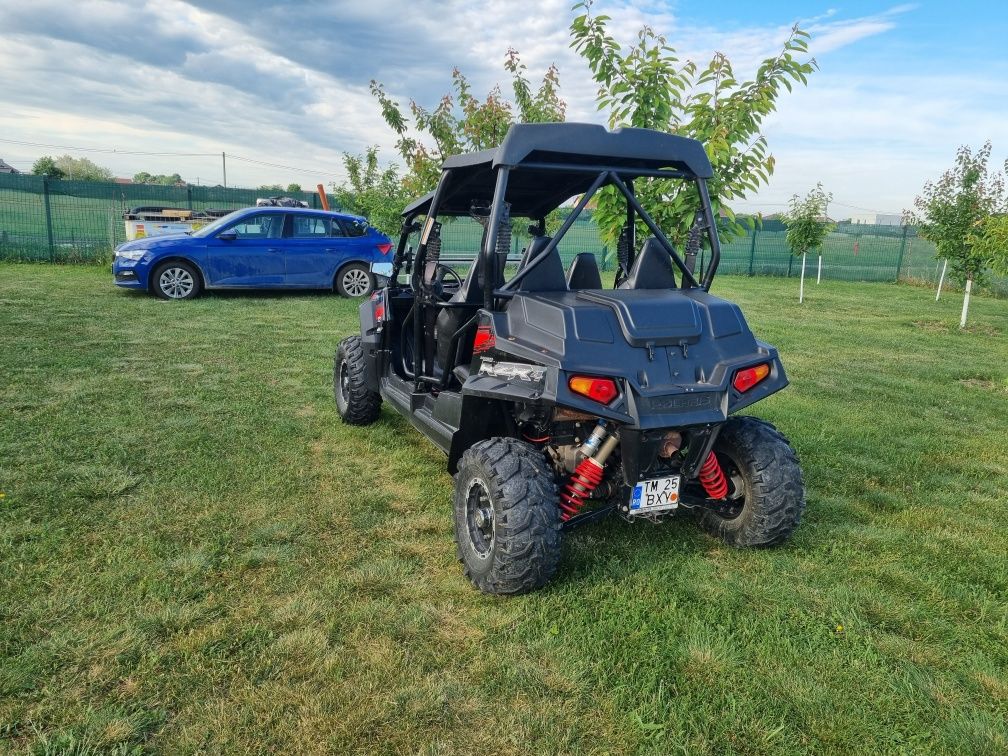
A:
960,277,972,328
799,253,806,303
936,259,948,301
816,254,822,284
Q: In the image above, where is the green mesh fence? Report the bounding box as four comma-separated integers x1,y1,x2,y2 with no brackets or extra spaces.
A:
0,173,337,263
436,215,608,269
1,172,1004,295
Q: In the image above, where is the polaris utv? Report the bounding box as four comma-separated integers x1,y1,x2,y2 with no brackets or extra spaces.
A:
334,123,805,595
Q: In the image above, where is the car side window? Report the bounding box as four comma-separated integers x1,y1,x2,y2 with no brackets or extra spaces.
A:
224,213,284,239
289,216,330,238
341,218,368,237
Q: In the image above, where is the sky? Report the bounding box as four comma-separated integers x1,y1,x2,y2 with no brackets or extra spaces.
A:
1,0,1005,219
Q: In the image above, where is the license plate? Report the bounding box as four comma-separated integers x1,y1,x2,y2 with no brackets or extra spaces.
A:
630,475,681,513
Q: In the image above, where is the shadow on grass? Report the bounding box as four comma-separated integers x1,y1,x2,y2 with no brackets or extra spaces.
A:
114,287,362,302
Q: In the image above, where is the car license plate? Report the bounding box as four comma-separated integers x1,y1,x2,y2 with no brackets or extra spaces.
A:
630,475,681,513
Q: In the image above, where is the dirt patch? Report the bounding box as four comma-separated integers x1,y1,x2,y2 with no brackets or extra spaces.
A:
956,377,1006,392
911,319,950,333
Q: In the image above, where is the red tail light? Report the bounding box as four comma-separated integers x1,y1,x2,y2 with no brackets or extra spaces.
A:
376,242,393,255
473,325,495,354
733,363,770,392
568,375,619,404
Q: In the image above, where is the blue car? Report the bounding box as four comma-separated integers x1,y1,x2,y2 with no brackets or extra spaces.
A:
112,207,393,300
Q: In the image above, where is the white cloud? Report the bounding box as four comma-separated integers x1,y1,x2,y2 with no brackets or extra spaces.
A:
0,0,1003,214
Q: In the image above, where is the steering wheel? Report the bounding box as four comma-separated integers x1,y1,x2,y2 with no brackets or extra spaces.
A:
433,263,463,300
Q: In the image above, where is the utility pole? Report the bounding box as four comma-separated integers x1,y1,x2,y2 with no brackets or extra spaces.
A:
222,152,227,188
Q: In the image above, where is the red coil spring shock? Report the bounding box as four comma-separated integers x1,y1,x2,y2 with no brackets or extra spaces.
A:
559,458,604,521
698,451,729,500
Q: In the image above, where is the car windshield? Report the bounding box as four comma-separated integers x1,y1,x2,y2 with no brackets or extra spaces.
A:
191,210,246,238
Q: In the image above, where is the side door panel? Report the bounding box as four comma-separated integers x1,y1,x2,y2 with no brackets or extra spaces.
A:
205,212,285,286
283,214,343,287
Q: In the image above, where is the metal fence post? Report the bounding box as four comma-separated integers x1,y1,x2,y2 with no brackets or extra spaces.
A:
895,225,908,282
43,177,55,262
747,226,758,276
787,254,793,278
187,186,193,211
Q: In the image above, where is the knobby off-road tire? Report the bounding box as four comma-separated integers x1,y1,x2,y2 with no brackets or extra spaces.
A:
699,416,805,547
453,438,562,595
334,336,381,425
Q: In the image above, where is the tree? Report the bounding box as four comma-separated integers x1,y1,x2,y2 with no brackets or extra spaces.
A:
133,172,186,185
286,183,302,193
133,172,185,185
371,49,565,197
258,184,285,192
972,214,1008,278
782,183,834,303
36,154,112,182
332,146,410,238
31,156,65,180
569,1,816,250
905,141,1007,327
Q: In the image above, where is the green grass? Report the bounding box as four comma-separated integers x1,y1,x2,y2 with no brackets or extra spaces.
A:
1,265,1006,755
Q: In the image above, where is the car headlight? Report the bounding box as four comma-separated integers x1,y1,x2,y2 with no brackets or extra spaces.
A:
116,249,146,261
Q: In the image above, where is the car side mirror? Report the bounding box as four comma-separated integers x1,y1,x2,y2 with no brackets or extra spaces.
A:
218,230,237,241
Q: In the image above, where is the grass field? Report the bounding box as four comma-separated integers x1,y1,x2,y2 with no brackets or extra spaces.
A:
1,265,1006,754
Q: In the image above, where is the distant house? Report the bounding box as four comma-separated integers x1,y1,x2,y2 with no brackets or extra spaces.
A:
114,177,134,185
0,158,20,174
874,213,903,226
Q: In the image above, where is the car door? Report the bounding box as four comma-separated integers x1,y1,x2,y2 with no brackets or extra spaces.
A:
282,214,341,287
205,212,286,287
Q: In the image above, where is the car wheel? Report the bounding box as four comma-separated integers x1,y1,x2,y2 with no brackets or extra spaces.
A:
336,263,374,298
334,336,382,425
453,438,562,595
698,416,806,547
152,261,202,300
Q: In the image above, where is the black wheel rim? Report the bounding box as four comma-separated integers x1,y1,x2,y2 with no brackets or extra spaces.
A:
465,478,494,559
713,453,746,520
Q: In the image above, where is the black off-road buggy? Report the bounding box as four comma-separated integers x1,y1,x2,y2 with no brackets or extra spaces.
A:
334,123,805,594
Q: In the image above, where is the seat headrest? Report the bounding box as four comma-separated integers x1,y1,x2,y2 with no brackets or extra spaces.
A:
566,252,602,290
621,237,678,289
519,236,552,269
515,236,567,293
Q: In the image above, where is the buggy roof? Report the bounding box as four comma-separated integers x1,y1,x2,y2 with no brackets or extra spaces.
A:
402,122,713,218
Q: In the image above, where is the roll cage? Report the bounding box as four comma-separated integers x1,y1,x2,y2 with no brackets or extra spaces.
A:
385,123,724,390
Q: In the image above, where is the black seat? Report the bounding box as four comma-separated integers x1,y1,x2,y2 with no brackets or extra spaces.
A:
566,252,602,290
434,258,484,373
619,237,678,289
514,236,567,293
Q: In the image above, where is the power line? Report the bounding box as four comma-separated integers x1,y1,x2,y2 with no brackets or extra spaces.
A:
227,153,343,177
0,137,217,157
0,137,345,179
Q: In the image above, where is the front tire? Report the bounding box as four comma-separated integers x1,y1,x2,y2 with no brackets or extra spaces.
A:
336,263,374,298
334,336,381,425
698,416,805,547
152,261,201,300
453,438,562,595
